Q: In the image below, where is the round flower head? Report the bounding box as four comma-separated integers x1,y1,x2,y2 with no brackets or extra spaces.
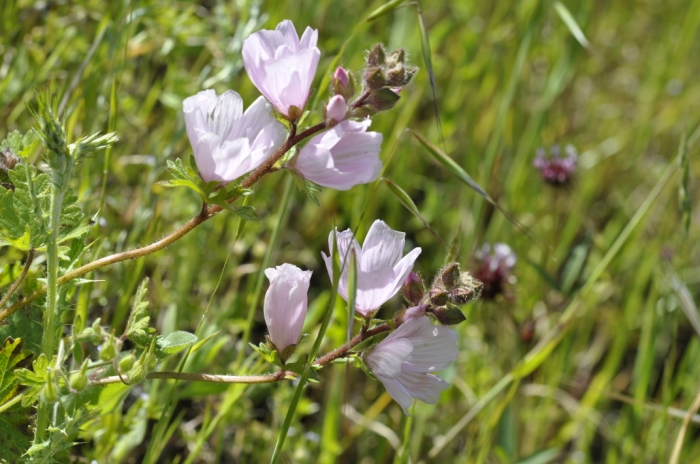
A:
365,317,458,414
183,90,286,183
322,219,421,317
243,20,320,119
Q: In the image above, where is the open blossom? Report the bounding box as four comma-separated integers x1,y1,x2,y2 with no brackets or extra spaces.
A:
243,20,320,119
294,119,382,191
365,317,458,414
183,90,286,183
263,264,312,353
321,220,421,317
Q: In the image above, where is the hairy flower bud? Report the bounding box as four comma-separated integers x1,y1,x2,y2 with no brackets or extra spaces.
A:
441,263,461,289
69,360,89,392
402,271,425,306
367,44,386,67
429,288,448,306
363,67,386,90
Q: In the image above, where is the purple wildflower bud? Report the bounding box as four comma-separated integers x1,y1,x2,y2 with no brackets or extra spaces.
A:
533,144,578,185
402,271,424,306
325,95,348,123
334,66,349,88
474,243,516,300
264,264,312,354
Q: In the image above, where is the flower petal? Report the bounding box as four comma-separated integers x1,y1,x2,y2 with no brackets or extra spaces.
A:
366,338,413,379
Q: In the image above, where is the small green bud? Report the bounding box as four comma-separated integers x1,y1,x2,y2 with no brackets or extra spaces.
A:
366,44,386,67
99,336,117,362
69,360,89,392
92,318,103,337
127,360,146,384
119,354,136,372
441,263,461,289
42,372,59,403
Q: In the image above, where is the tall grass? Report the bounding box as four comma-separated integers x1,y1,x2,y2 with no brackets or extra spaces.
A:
1,0,699,462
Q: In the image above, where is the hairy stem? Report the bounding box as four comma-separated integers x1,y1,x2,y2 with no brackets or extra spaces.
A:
0,122,328,324
0,248,34,309
89,323,390,387
90,370,296,386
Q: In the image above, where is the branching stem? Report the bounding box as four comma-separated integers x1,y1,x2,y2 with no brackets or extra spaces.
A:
0,122,328,323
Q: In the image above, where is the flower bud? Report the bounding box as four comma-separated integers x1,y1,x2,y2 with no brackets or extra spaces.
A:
69,360,89,392
441,263,461,289
332,66,356,101
366,44,386,67
402,271,425,306
363,67,386,90
99,335,117,362
430,306,467,326
42,372,59,404
92,318,103,337
386,48,406,67
119,354,136,372
325,95,348,124
367,88,401,112
429,288,448,306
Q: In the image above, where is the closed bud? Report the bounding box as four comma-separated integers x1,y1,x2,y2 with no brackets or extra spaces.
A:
363,67,386,90
332,66,356,100
449,286,475,304
92,318,103,337
287,105,303,121
127,359,146,384
430,306,467,326
367,88,401,112
99,335,117,362
69,360,89,392
441,263,461,289
366,44,386,67
325,95,348,124
402,271,425,306
429,288,448,306
119,354,136,372
386,48,406,67
42,372,59,403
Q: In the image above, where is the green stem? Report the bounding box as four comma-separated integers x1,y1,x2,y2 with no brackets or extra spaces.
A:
36,173,69,442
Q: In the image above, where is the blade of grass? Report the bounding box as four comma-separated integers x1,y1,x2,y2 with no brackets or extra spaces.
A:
553,2,592,51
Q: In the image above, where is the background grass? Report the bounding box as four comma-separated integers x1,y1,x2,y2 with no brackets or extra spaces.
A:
1,0,700,462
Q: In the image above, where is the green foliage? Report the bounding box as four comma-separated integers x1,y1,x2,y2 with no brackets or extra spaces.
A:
15,353,50,407
124,278,154,346
155,331,198,358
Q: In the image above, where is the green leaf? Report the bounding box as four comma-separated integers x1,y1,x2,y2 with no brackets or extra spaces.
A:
366,0,407,21
15,353,49,407
155,331,198,357
125,278,153,346
231,205,258,222
159,158,207,201
0,337,31,405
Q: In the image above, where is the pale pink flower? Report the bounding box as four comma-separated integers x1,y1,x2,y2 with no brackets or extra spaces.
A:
365,317,458,414
264,264,312,352
294,119,382,191
183,90,286,183
242,20,320,118
321,220,421,317
325,95,348,123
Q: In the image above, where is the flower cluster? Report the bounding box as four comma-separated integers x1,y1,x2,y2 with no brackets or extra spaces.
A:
533,144,578,185
181,19,417,191
474,243,517,300
261,220,480,414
